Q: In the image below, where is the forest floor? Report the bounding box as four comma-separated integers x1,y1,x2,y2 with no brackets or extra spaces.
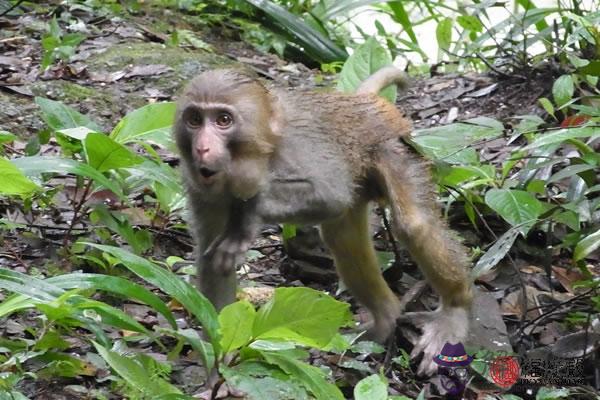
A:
0,2,598,399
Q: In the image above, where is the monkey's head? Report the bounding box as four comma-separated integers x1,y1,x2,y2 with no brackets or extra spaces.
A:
175,69,282,200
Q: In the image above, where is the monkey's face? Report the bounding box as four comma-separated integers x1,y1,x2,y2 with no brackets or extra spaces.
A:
176,103,237,193
175,69,281,200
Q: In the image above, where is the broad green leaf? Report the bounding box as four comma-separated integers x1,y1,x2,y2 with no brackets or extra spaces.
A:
471,227,520,278
457,15,483,32
249,340,296,351
573,230,600,262
536,387,570,399
253,287,352,349
0,158,38,196
522,127,600,151
164,328,214,370
57,126,97,140
411,118,504,164
222,363,309,400
69,296,149,334
260,351,344,400
48,273,176,328
219,301,256,354
0,267,63,301
578,60,600,76
337,37,396,102
552,75,574,108
11,156,123,198
538,97,555,118
110,102,176,148
0,295,35,318
354,374,388,400
436,17,453,52
0,131,16,144
547,164,597,184
35,97,101,131
83,244,220,350
485,189,544,235
93,342,184,397
84,132,143,172
241,0,347,63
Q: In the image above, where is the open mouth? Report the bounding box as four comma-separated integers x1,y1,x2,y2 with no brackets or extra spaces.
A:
199,167,218,179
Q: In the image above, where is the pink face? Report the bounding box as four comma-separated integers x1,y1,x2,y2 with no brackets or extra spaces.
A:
181,104,236,187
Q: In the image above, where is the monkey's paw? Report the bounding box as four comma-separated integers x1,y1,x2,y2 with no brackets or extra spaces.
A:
205,235,251,271
403,306,469,376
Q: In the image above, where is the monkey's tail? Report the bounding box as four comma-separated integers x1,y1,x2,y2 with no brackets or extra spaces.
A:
356,66,408,96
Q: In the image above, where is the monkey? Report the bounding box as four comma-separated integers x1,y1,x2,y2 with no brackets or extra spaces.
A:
173,66,473,375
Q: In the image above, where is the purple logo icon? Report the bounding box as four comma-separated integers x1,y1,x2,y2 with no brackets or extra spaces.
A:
433,342,473,397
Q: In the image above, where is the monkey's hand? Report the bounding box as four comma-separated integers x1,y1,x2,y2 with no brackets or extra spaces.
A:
204,233,252,270
402,306,469,376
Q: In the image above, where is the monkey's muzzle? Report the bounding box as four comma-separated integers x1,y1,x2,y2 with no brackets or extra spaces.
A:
199,167,218,179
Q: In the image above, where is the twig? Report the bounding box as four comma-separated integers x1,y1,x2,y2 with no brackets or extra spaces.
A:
63,179,93,248
0,0,25,17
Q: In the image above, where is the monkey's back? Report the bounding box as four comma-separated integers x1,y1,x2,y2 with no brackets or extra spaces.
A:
272,87,412,171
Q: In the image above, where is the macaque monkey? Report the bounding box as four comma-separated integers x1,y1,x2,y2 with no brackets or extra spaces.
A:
174,67,473,375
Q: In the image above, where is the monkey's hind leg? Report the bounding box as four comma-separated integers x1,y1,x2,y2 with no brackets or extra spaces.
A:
375,142,473,376
320,202,402,343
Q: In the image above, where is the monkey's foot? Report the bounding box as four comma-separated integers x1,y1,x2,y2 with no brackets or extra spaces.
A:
402,306,469,376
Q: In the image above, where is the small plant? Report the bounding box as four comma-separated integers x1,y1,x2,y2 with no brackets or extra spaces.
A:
40,17,86,70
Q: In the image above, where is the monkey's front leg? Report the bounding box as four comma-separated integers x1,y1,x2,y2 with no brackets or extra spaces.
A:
192,199,260,311
198,200,260,310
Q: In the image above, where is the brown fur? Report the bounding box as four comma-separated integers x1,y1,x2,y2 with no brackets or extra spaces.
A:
174,68,473,375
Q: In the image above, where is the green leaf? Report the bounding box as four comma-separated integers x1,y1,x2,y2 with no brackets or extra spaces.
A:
471,227,520,278
253,287,352,349
260,351,344,400
547,164,597,184
411,119,503,164
485,189,544,235
11,156,123,198
0,131,16,144
219,301,256,354
354,374,388,400
84,132,143,172
0,267,63,301
241,0,347,63
578,60,600,75
48,273,176,328
93,342,184,397
0,158,38,196
436,17,453,52
222,363,309,400
337,37,396,102
536,387,570,400
457,15,483,32
83,244,220,351
110,102,176,148
35,97,101,131
573,230,600,262
552,74,574,108
538,97,555,118
69,296,150,334
388,2,419,44
522,127,600,151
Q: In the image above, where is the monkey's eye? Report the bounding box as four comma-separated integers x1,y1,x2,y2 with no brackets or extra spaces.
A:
183,109,203,128
215,112,233,128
